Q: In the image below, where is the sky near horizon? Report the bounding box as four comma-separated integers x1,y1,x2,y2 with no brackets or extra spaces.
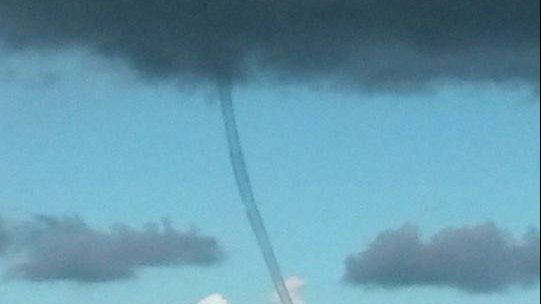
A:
0,49,539,304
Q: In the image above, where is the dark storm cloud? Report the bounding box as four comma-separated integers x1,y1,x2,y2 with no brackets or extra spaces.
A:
5,215,223,283
344,223,540,293
0,0,538,87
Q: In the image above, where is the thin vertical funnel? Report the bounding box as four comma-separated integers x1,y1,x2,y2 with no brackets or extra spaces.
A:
218,82,294,304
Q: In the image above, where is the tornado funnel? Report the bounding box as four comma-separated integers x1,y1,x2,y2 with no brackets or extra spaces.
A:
218,82,294,304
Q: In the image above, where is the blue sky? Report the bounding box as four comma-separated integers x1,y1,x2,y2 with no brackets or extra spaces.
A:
0,50,539,304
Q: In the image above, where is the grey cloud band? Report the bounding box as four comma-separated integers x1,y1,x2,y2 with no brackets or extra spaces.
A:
0,215,223,283
0,217,11,255
345,223,540,293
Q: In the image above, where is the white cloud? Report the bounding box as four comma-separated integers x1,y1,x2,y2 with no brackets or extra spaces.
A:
198,293,229,304
197,276,306,304
271,276,306,304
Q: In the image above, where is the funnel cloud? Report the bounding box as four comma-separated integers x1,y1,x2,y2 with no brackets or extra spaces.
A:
0,0,538,87
219,83,294,303
345,223,541,293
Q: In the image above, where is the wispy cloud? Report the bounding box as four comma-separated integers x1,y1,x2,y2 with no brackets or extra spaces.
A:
345,223,540,293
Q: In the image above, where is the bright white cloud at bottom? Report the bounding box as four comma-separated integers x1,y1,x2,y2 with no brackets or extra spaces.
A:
271,276,306,304
198,276,306,304
198,293,229,304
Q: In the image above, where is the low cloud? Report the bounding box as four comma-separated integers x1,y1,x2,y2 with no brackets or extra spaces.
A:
3,215,223,283
272,276,306,304
285,276,306,304
198,293,229,304
197,277,307,304
344,223,540,293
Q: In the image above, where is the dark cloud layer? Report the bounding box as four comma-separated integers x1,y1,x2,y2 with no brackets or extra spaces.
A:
345,223,540,293
0,1,539,88
4,216,223,283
